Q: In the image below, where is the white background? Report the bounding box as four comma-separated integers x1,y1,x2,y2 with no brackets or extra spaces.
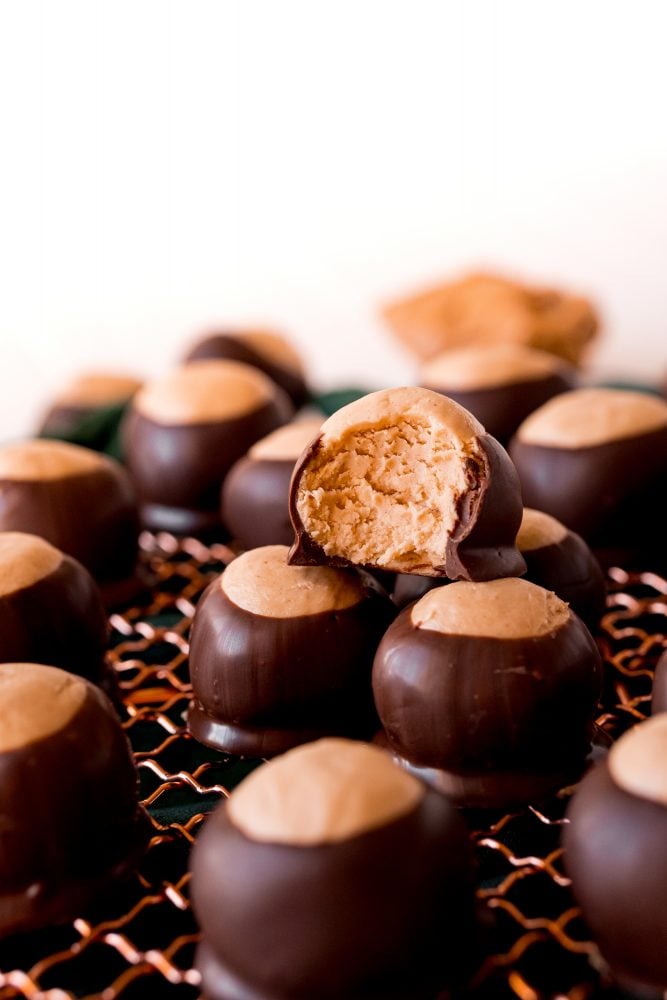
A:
0,0,665,437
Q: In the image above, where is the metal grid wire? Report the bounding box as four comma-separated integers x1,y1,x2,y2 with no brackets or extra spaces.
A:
0,534,665,1000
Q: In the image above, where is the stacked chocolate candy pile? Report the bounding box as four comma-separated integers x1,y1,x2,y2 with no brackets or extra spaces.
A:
0,279,665,1000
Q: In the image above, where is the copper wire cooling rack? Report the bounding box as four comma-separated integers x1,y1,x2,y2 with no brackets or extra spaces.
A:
0,534,665,1000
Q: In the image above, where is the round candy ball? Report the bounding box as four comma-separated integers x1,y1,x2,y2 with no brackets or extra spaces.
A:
374,577,602,807
188,545,396,757
0,533,111,691
221,418,322,549
191,738,475,1000
565,715,667,992
289,386,525,581
0,439,140,606
0,663,148,935
123,360,293,536
421,343,574,445
185,329,309,408
510,388,667,565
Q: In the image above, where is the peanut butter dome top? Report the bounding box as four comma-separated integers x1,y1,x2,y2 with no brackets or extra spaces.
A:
54,372,142,406
0,533,63,595
293,387,489,572
240,330,305,376
517,508,569,551
0,663,88,753
133,360,282,426
0,440,108,481
421,344,568,391
227,738,425,845
608,715,667,807
411,577,570,639
221,545,366,618
516,388,667,449
248,418,323,461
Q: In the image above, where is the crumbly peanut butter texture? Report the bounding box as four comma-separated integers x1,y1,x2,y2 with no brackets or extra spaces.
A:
294,387,485,573
228,738,424,845
0,663,87,753
608,714,667,807
411,577,570,639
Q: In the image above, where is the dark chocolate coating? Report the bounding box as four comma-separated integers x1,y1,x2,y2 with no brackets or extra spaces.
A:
564,761,667,991
373,611,602,807
191,789,475,1000
652,649,667,714
289,432,526,582
185,334,309,409
0,462,139,589
222,457,295,550
0,555,110,689
510,424,667,566
521,530,606,627
123,398,292,536
188,579,396,757
0,682,148,935
424,371,572,446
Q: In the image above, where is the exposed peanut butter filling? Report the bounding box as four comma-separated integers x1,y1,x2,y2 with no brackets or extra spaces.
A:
517,388,667,449
0,440,106,481
134,360,278,426
295,388,484,573
609,715,667,807
0,533,63,595
0,664,87,752
517,508,568,552
411,577,570,639
241,330,304,376
221,545,365,618
249,418,322,462
228,738,424,845
422,343,566,391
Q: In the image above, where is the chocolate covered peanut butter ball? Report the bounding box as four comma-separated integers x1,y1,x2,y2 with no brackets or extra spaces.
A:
421,343,574,445
222,418,323,549
0,533,111,690
188,545,395,757
123,360,293,536
565,715,667,992
289,387,525,581
374,577,602,807
0,440,140,606
38,371,142,438
191,738,475,1000
510,388,667,565
185,329,309,408
0,664,148,935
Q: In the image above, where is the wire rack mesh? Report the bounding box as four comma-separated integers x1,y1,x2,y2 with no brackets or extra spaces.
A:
0,533,664,1000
